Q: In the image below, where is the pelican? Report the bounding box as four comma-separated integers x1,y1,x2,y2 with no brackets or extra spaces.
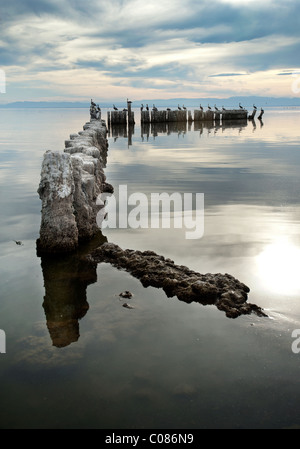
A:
222,106,226,111
200,104,203,111
239,103,244,110
113,104,118,111
253,104,257,110
214,105,219,111
167,108,171,111
178,104,182,110
141,104,144,111
153,104,158,111
182,105,187,110
207,104,212,110
146,104,149,111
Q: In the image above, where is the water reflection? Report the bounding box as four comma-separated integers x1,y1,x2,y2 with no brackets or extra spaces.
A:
109,119,255,145
38,232,107,348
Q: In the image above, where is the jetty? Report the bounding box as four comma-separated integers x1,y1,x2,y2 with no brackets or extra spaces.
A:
36,101,267,324
37,114,112,254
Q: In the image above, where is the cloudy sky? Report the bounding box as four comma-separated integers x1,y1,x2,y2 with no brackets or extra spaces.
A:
0,0,300,103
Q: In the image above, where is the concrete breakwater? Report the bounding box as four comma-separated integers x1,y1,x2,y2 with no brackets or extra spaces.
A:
37,119,113,254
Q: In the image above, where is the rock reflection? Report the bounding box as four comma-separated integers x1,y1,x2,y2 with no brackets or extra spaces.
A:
38,231,107,348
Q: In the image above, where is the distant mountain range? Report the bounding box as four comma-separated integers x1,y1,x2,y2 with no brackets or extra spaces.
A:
0,97,300,109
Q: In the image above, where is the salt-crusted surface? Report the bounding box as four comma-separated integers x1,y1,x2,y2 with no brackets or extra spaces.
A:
91,243,268,319
37,119,112,253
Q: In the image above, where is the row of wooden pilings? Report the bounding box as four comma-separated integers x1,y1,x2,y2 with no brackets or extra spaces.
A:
107,99,135,127
141,109,249,124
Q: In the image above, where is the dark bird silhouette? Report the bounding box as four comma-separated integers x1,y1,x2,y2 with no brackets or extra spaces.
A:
239,103,244,110
167,108,171,111
253,104,257,110
207,104,212,110
214,105,219,111
178,104,182,110
113,104,118,111
141,104,144,111
91,99,96,107
153,104,158,111
200,104,203,111
146,104,149,111
182,105,187,110
222,106,226,111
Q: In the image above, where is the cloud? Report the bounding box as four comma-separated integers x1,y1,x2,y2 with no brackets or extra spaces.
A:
0,0,300,101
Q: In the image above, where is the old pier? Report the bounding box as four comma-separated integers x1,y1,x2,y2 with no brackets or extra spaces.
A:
37,112,112,254
36,99,267,322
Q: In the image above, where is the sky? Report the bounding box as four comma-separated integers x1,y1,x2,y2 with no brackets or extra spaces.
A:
0,0,300,103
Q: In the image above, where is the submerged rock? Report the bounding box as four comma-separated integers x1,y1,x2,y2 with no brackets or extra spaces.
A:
91,243,267,319
119,291,133,299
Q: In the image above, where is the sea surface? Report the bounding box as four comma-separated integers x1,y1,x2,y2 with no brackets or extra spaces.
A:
0,107,300,429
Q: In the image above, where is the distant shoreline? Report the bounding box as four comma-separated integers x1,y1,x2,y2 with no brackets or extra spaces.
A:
1,97,300,109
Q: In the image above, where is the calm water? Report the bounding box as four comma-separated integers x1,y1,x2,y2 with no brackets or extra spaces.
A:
1,107,300,429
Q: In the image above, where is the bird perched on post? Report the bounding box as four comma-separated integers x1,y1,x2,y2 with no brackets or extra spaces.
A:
182,105,187,110
239,103,244,110
253,104,257,110
214,105,219,112
178,105,182,110
113,104,118,111
153,104,158,111
207,104,212,110
200,104,203,111
140,104,144,111
146,104,149,111
222,106,226,111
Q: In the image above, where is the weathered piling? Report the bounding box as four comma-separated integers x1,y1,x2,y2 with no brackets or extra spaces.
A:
222,110,248,121
248,108,257,120
141,110,150,124
127,99,135,125
37,119,112,254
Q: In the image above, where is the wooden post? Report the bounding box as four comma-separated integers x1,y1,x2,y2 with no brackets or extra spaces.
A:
248,108,257,120
258,109,265,120
127,99,135,125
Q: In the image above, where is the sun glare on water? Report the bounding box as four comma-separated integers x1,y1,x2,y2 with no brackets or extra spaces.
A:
256,238,300,295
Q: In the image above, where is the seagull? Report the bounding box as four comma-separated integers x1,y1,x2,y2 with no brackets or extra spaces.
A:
113,104,118,111
178,104,182,110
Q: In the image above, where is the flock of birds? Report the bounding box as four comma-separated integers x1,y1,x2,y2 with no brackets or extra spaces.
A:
93,99,264,115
